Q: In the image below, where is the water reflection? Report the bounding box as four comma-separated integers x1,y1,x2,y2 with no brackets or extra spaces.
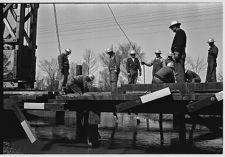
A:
27,111,222,153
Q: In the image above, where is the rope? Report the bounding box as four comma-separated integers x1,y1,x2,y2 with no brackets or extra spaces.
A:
53,4,61,54
107,4,145,83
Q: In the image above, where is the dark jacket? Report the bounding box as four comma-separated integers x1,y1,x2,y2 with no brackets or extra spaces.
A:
146,57,164,76
154,66,175,83
126,57,141,73
58,53,69,73
185,70,201,83
67,75,88,93
171,28,186,53
109,54,120,72
207,45,218,65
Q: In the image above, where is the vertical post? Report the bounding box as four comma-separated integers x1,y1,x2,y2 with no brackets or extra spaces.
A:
178,114,186,144
159,113,164,146
75,65,88,142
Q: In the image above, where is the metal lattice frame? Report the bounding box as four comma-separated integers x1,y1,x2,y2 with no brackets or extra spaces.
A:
3,3,39,88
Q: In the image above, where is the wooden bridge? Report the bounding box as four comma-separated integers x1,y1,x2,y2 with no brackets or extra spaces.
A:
3,82,223,145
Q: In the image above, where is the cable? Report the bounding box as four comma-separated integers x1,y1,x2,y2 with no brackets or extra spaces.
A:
53,4,61,55
107,4,133,47
107,4,146,83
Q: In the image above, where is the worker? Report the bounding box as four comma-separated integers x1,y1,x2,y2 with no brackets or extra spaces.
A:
66,74,95,94
126,50,142,84
152,62,175,84
185,70,201,83
66,74,100,147
141,49,164,83
58,48,71,94
106,47,120,93
206,38,218,82
169,20,187,83
164,51,174,66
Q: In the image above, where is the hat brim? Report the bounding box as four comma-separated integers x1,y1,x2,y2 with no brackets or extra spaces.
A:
169,23,181,29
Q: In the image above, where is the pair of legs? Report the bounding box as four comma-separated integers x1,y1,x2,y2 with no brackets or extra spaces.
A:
174,51,186,83
206,63,217,82
128,71,138,84
58,72,69,92
110,70,119,93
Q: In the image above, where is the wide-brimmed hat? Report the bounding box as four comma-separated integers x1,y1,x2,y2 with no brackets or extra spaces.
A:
169,20,181,29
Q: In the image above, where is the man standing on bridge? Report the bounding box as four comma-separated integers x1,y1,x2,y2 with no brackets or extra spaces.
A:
141,49,164,83
169,20,187,83
206,38,218,82
58,48,71,94
126,50,142,84
106,47,120,93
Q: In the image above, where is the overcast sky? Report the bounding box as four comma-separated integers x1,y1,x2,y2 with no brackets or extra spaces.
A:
36,2,223,83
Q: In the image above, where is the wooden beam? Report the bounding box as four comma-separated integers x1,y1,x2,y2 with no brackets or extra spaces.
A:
11,104,37,143
116,87,171,112
121,82,223,94
24,102,65,111
186,91,223,113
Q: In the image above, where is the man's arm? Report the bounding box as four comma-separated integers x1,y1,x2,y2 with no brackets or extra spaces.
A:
126,58,130,73
137,59,142,73
209,46,218,58
143,59,154,67
58,55,63,70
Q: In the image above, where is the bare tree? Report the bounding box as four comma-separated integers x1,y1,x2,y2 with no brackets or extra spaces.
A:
35,70,45,90
98,68,111,91
185,56,207,81
39,58,59,91
82,49,98,75
217,69,223,82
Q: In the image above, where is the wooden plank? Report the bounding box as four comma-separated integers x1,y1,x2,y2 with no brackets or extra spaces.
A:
4,90,49,95
121,82,223,94
11,104,37,143
24,102,65,111
116,87,171,112
186,91,223,113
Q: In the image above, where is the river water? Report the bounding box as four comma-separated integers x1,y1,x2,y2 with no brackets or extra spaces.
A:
4,111,223,154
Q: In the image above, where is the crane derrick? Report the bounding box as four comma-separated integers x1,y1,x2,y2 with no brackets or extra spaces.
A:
3,3,39,89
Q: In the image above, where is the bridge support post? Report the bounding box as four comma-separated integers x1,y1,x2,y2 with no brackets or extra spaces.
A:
178,113,186,144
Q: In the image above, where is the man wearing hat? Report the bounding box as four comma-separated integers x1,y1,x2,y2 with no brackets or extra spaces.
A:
58,48,71,94
106,48,120,93
169,20,187,83
152,62,176,84
66,74,95,94
126,50,142,84
164,51,174,66
185,70,201,83
206,38,218,82
141,49,164,83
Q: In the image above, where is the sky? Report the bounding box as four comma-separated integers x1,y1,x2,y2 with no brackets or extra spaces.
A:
36,2,223,84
